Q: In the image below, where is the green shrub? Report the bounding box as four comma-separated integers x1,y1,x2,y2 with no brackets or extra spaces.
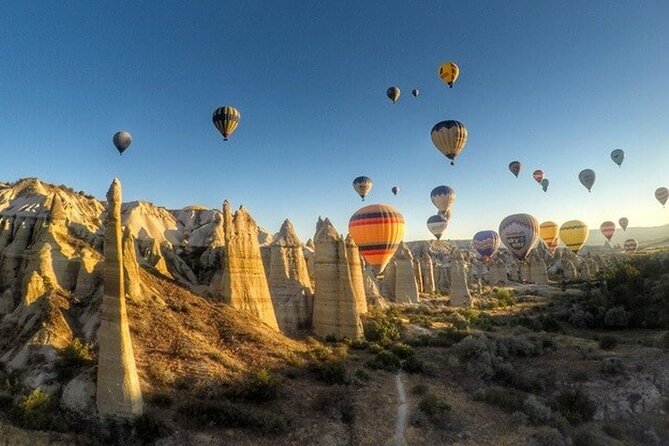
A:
412,383,428,395
476,386,525,413
237,369,282,403
415,392,451,429
343,337,368,350
522,395,552,423
572,427,607,446
11,389,52,430
602,421,624,439
367,350,401,371
177,400,289,434
598,335,618,350
550,387,595,424
390,343,415,360
364,313,402,345
525,427,566,446
310,359,351,385
600,357,624,375
313,386,355,424
57,339,95,380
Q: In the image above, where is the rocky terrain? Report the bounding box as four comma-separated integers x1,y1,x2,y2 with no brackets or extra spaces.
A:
0,178,666,446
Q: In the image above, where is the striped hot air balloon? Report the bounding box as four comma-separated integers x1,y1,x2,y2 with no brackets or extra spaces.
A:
348,204,405,274
430,185,456,214
559,220,589,254
472,230,500,262
509,161,521,178
212,106,240,141
539,221,559,253
532,169,544,183
623,239,638,254
352,176,373,201
600,221,616,242
430,120,467,165
499,214,540,261
438,62,460,88
386,86,400,103
426,214,448,240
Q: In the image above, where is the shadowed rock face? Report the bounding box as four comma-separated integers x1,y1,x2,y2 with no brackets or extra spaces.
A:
122,227,142,300
393,242,419,304
312,218,364,340
420,252,436,294
96,178,143,419
529,251,549,285
269,219,314,335
218,201,279,330
449,250,471,307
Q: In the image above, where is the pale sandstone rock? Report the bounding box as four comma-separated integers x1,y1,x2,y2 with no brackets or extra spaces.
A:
449,251,471,307
393,243,419,304
96,178,143,419
122,227,142,300
529,251,549,285
420,252,436,294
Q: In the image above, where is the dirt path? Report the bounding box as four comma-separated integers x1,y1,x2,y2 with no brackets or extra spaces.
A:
386,371,409,446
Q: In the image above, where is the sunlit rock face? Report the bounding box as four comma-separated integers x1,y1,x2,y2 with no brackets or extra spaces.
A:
393,242,420,304
215,201,279,330
312,218,364,340
420,252,436,294
268,219,314,335
96,178,143,419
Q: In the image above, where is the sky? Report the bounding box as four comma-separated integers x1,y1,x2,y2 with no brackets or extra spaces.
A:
0,1,667,241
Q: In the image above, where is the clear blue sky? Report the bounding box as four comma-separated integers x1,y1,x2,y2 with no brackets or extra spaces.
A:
0,1,667,241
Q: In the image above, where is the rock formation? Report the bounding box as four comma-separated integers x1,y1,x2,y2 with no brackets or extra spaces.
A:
413,259,423,293
268,219,314,335
529,251,549,285
578,260,591,281
393,243,420,304
520,261,531,283
420,252,436,294
311,218,364,339
449,250,471,307
217,201,279,330
122,227,141,300
344,234,367,317
96,178,143,419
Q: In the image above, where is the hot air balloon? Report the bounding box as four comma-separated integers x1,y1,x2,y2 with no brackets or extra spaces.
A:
579,169,596,192
212,106,240,141
533,170,544,183
427,214,449,240
353,176,373,201
509,161,521,178
600,221,616,242
619,217,629,231
113,131,132,155
541,179,549,192
349,204,405,274
472,230,500,262
655,187,669,207
430,121,467,165
391,186,399,196
559,220,589,254
440,209,452,221
539,221,559,253
623,239,638,254
499,214,540,261
387,86,400,103
430,186,456,214
438,62,460,88
610,149,625,167
411,89,420,97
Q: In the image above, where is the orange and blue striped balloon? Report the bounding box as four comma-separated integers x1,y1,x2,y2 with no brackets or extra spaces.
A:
348,204,405,274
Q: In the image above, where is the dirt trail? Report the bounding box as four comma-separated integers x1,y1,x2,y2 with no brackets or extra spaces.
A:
386,371,409,446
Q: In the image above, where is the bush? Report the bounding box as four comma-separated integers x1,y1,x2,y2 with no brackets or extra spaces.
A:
57,339,95,380
343,338,368,350
602,421,624,439
598,335,618,350
364,313,402,345
310,359,351,385
236,369,282,403
10,389,52,430
524,427,566,446
134,412,172,444
313,386,355,424
604,307,629,328
412,383,428,395
149,393,174,408
572,427,607,446
522,395,552,423
414,392,451,429
390,343,415,360
512,411,529,425
177,400,289,434
476,386,525,413
367,350,401,371
600,357,625,375
550,387,595,424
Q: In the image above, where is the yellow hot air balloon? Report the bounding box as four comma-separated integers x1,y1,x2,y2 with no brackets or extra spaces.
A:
559,220,589,254
539,221,559,253
348,204,405,274
438,62,460,88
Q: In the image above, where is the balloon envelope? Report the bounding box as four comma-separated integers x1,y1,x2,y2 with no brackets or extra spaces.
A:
541,178,549,192
430,120,467,165
472,230,500,260
600,221,616,241
509,161,521,178
623,239,638,254
353,176,373,201
611,149,625,166
212,106,240,141
391,186,399,196
499,214,540,261
387,86,400,103
559,220,589,254
427,214,449,240
655,187,669,206
438,62,460,87
579,169,596,192
411,89,419,97
113,131,132,154
532,169,544,183
619,217,629,231
539,221,559,253
349,204,405,273
430,185,456,214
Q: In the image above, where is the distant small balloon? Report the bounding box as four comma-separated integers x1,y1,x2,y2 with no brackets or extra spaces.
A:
112,131,132,155
610,149,625,167
509,161,522,178
541,178,549,192
623,239,638,254
353,176,373,201
391,186,399,196
411,89,420,97
387,86,401,103
579,169,596,192
600,221,616,242
618,217,629,231
532,169,544,183
438,62,460,88
212,106,241,141
655,187,669,207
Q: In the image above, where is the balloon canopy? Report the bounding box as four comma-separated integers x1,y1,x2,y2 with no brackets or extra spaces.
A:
499,213,540,261
348,204,405,274
430,120,468,165
559,220,589,254
212,106,241,141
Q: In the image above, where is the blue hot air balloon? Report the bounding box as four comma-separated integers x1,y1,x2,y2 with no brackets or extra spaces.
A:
430,185,456,214
472,230,500,261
